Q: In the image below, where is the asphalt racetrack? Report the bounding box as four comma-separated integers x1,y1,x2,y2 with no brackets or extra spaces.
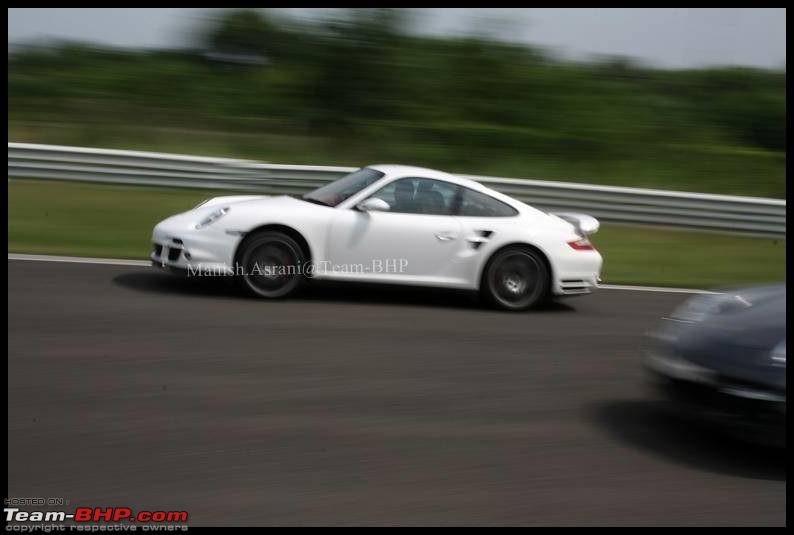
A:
7,259,786,526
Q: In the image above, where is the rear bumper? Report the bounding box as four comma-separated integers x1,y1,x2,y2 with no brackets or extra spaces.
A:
554,276,601,296
551,249,602,296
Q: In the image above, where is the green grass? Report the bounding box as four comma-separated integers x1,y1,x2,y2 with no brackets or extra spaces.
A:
593,225,785,288
8,178,786,289
8,179,216,259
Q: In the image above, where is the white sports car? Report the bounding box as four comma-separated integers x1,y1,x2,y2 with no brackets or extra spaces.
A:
151,165,603,310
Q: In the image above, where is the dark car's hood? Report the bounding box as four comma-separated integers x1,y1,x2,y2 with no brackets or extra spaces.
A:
670,284,786,390
703,284,786,349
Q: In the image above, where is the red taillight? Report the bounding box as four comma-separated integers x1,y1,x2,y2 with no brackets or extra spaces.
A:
567,238,595,251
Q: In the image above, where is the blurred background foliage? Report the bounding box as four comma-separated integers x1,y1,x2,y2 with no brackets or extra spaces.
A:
8,8,786,197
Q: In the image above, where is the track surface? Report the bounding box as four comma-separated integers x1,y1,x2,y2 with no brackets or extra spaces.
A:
7,260,786,526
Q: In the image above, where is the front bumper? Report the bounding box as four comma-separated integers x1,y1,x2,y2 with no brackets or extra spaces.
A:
645,348,786,445
151,217,238,276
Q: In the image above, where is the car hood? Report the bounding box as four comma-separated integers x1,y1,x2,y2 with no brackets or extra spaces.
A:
668,284,786,389
703,284,786,348
159,194,325,230
198,195,270,209
195,194,323,212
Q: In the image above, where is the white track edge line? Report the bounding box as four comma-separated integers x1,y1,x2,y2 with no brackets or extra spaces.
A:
597,284,717,294
9,253,721,294
8,253,150,267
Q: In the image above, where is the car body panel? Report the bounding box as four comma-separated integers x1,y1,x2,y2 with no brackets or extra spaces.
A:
644,284,786,445
151,165,603,295
326,209,467,286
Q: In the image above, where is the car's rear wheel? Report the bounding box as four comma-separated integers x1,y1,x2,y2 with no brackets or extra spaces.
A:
481,246,549,311
236,231,306,298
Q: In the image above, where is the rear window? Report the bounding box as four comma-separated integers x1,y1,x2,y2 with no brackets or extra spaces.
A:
457,187,518,217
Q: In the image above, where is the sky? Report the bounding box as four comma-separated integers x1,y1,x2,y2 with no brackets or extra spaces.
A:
7,8,787,69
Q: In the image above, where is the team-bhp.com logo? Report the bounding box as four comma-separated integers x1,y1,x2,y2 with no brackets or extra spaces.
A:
5,506,188,531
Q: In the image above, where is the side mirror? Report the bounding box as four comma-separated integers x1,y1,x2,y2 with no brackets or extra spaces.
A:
356,198,390,213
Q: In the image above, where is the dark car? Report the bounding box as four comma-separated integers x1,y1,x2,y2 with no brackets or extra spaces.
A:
644,284,786,447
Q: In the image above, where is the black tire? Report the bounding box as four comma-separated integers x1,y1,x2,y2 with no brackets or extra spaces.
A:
481,246,550,311
236,231,306,299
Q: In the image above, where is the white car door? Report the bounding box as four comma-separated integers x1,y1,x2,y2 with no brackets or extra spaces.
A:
324,177,468,287
450,185,525,281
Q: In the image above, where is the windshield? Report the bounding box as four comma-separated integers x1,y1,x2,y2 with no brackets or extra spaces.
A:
302,168,385,207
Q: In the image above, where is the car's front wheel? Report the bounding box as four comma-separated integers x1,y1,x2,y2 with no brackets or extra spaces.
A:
481,246,549,311
236,231,306,298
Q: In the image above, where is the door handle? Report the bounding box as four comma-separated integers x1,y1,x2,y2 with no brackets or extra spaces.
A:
435,233,458,242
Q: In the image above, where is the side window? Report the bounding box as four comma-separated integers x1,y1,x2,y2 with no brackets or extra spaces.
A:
370,178,460,216
457,187,519,217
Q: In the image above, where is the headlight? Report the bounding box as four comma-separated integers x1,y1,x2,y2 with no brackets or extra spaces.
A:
195,207,230,229
770,339,786,366
666,292,752,323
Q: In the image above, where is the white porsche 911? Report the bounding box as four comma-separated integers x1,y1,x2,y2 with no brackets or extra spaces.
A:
151,165,603,310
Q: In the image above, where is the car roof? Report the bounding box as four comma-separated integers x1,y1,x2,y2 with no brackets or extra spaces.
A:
362,164,543,217
367,164,489,191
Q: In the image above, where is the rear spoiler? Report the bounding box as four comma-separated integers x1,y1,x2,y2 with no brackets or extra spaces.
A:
550,212,600,236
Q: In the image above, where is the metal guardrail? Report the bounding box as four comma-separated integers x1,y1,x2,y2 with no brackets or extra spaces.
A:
8,142,786,236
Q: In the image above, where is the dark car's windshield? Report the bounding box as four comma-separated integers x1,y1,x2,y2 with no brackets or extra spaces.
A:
302,168,385,207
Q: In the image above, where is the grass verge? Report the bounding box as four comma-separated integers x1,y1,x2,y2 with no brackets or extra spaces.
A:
8,178,785,289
